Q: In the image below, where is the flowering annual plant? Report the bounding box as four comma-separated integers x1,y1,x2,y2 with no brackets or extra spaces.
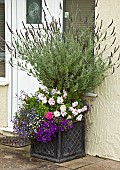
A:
13,84,88,143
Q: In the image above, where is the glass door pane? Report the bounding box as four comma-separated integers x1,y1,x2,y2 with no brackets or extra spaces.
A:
26,0,42,24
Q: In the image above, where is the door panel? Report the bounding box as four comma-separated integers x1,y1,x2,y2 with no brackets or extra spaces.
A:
9,0,63,125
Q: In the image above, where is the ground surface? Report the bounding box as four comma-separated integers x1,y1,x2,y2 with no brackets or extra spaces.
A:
0,144,120,170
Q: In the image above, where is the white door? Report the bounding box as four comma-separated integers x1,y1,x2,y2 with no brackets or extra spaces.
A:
7,0,63,127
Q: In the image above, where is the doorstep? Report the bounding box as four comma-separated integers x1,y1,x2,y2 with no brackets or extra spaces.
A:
0,127,30,147
0,127,14,136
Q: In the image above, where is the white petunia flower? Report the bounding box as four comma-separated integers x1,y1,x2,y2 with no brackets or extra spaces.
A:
81,108,85,112
83,105,88,111
78,109,82,113
76,114,83,121
81,106,87,112
63,90,67,98
72,101,78,107
72,109,79,116
42,96,47,104
68,107,74,112
57,96,64,104
61,112,67,117
39,84,49,93
51,89,57,95
21,94,26,100
56,90,61,94
54,111,60,117
21,94,28,100
38,93,45,100
60,105,66,112
51,88,61,95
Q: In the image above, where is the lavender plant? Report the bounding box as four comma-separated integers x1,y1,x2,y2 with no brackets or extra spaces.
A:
6,1,120,98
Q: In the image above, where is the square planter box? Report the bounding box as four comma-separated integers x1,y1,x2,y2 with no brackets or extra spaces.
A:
31,119,85,163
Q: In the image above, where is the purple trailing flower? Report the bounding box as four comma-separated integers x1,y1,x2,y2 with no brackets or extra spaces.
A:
58,118,73,132
37,118,73,142
37,119,59,143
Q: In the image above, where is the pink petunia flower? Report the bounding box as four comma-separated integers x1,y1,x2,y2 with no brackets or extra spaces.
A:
48,98,55,105
46,112,53,120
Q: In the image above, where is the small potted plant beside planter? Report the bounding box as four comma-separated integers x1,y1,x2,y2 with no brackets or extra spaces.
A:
13,85,88,162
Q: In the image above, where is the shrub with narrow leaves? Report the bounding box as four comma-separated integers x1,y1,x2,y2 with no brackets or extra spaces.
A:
6,1,120,98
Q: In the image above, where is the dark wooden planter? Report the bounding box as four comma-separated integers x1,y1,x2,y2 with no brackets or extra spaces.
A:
31,119,85,163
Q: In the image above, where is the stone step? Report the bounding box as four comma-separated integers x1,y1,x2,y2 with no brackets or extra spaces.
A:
0,127,30,147
0,127,14,136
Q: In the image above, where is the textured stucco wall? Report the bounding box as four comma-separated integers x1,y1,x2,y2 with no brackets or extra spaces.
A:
86,0,120,161
0,86,8,127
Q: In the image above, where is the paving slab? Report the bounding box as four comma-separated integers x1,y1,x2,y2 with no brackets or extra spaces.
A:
0,144,120,170
77,159,120,170
56,155,103,169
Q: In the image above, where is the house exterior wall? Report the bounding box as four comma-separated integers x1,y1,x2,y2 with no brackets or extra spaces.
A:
1,0,120,161
0,85,8,127
86,0,120,161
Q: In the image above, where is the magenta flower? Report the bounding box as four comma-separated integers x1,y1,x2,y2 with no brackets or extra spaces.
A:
46,112,53,120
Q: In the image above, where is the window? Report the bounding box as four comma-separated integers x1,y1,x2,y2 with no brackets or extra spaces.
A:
26,0,42,24
64,0,95,32
0,0,5,77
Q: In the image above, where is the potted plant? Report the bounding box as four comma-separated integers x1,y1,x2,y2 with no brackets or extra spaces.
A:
13,85,87,162
7,2,120,163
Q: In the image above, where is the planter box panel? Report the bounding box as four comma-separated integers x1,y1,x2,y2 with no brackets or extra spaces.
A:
31,139,57,158
31,120,85,162
61,121,85,158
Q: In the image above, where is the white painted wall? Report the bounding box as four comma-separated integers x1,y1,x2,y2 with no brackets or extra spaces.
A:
86,0,120,161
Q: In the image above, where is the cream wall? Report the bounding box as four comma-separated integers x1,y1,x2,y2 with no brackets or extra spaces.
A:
0,85,8,128
1,0,120,161
86,0,120,161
